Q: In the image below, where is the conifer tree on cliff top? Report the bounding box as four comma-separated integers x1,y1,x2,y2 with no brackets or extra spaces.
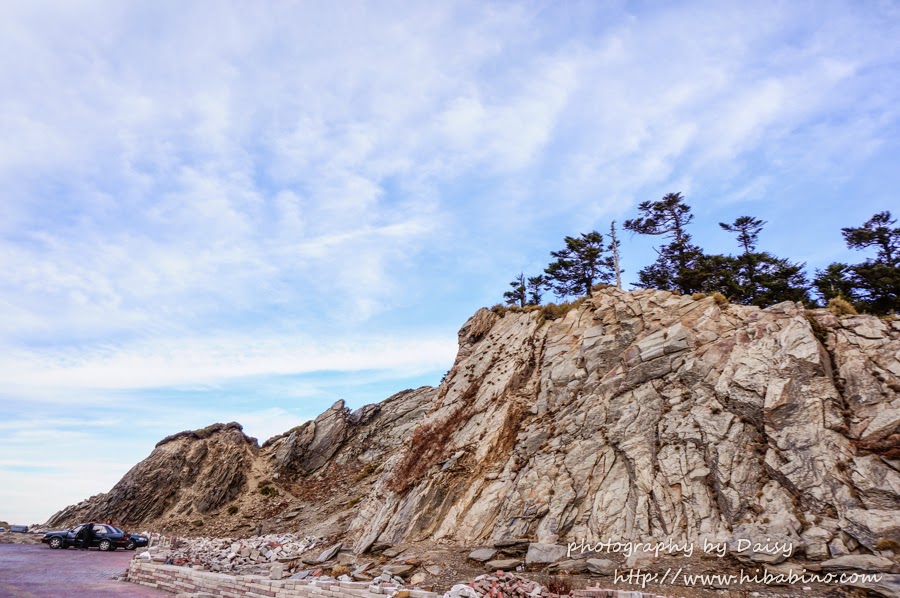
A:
544,231,613,298
503,272,527,307
719,216,810,307
624,192,707,294
526,274,546,305
815,211,900,314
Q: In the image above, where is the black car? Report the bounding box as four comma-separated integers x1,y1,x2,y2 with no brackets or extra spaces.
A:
114,526,149,550
41,523,133,551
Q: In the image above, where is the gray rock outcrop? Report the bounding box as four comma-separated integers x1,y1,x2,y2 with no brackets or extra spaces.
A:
47,289,900,570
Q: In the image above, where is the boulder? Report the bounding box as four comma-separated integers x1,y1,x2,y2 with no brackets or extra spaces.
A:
801,526,832,561
525,543,567,565
467,548,498,562
382,564,414,576
485,558,521,571
818,555,895,572
445,584,480,598
729,524,800,564
546,559,588,573
316,542,342,563
585,558,616,575
842,573,900,598
845,509,900,551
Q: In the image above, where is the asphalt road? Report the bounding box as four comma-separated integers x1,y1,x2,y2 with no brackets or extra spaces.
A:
0,543,170,597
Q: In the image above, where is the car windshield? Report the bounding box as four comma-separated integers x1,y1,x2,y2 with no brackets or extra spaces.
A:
111,526,124,533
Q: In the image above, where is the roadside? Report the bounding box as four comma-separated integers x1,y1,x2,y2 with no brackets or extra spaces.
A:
0,531,42,546
0,543,169,598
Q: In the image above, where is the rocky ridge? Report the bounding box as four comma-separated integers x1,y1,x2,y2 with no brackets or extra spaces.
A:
48,288,900,572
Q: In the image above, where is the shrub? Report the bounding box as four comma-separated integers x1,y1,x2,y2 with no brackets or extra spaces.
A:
227,505,239,515
490,304,509,316
828,296,858,316
875,538,900,553
711,292,728,305
875,538,900,554
353,463,379,482
537,298,586,324
691,292,708,300
259,486,278,497
331,564,351,576
546,576,573,596
192,519,204,527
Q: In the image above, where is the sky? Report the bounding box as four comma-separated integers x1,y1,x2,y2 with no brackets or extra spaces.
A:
1,0,899,525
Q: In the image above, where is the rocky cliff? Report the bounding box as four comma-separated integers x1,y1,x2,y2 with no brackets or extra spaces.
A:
47,288,900,564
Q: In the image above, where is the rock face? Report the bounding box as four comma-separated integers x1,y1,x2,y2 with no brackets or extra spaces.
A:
48,422,257,527
47,289,900,566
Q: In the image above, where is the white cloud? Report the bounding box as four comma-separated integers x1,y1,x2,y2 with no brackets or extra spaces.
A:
0,332,456,396
1,0,899,524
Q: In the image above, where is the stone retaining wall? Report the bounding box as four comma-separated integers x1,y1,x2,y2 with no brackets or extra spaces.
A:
127,560,440,598
126,560,667,598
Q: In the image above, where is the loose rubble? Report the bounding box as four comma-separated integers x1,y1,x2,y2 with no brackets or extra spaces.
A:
451,572,544,598
161,533,321,574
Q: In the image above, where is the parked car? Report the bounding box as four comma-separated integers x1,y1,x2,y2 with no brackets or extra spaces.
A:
41,523,133,551
108,525,149,550
9,525,28,533
0,527,6,532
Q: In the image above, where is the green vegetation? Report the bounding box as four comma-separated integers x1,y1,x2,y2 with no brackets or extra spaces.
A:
828,296,858,316
544,231,614,297
499,194,897,315
353,462,379,481
814,211,899,314
625,192,707,294
503,273,527,307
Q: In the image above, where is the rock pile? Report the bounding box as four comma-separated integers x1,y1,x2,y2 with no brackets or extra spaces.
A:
460,572,544,598
162,533,321,574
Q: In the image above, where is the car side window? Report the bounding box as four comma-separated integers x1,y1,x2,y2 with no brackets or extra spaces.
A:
73,525,83,534
93,525,107,534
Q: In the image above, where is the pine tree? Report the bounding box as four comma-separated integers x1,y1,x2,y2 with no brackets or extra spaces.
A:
544,231,612,298
503,273,527,307
842,211,899,265
526,275,546,305
836,211,900,313
718,216,809,306
624,192,706,294
813,263,858,303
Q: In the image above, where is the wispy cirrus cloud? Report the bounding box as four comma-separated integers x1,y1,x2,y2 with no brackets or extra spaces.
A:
1,1,899,523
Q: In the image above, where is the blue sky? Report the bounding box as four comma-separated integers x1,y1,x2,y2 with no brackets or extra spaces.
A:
1,1,899,525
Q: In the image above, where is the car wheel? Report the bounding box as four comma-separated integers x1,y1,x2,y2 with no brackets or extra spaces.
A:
48,536,63,549
125,540,136,550
98,539,112,551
